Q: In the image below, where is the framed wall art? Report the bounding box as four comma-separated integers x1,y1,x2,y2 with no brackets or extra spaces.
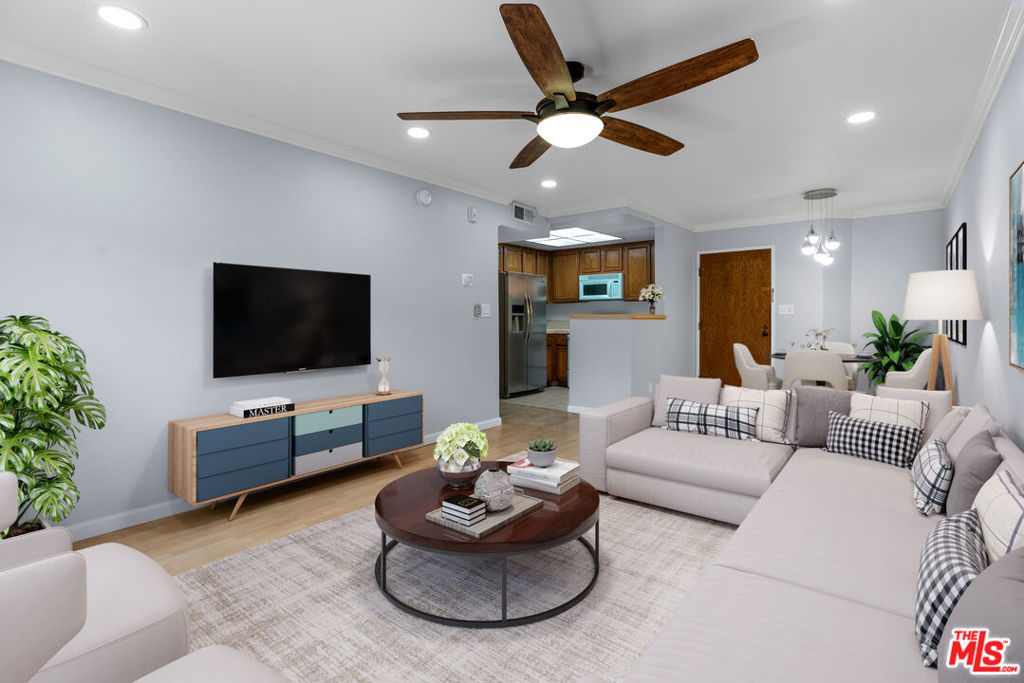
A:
944,222,967,345
1011,161,1024,369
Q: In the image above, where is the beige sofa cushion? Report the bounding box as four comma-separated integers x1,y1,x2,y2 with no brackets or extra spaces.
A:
850,392,930,431
946,403,998,461
876,386,954,443
625,566,935,683
715,449,940,618
136,646,286,683
720,385,794,444
605,428,792,498
652,376,721,428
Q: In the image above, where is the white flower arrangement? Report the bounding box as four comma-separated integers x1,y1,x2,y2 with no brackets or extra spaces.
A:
638,284,664,303
433,422,489,465
789,326,836,351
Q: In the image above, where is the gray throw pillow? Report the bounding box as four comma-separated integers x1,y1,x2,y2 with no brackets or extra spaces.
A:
795,386,851,447
937,548,1024,681
946,431,1003,516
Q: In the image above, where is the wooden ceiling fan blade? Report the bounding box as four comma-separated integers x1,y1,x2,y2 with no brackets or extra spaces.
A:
510,136,551,168
499,4,576,101
397,111,536,121
599,38,758,112
600,117,683,156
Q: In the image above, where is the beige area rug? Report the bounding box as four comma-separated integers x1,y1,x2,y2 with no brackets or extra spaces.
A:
177,496,732,682
501,386,569,411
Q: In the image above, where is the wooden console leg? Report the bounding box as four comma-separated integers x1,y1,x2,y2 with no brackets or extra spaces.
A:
209,502,216,511
392,452,404,469
229,493,248,521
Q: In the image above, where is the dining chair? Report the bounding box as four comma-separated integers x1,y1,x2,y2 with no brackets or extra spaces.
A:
733,343,782,390
882,348,933,390
782,350,850,390
824,341,860,390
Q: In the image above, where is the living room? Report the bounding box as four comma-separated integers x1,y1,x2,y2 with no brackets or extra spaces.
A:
4,1,1024,681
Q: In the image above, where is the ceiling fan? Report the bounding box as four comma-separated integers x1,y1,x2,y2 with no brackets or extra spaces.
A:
398,4,758,168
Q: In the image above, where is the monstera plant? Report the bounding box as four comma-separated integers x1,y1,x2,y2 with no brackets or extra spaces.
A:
861,311,928,386
0,315,106,535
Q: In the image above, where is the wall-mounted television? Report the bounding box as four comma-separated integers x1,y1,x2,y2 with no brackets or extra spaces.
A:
213,263,371,378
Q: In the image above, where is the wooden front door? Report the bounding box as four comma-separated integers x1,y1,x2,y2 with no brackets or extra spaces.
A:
699,249,772,386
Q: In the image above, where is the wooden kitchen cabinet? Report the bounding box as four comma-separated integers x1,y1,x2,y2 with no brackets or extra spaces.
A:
502,245,523,272
521,248,538,275
601,246,623,272
624,242,653,301
546,333,569,386
536,250,549,279
550,251,580,303
580,248,602,274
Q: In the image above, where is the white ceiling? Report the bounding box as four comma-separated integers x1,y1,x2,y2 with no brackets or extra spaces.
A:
0,1,1020,230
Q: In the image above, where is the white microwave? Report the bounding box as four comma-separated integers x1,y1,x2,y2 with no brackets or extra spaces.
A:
579,273,623,300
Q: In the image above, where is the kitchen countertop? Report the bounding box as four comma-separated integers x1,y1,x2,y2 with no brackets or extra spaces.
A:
546,321,570,334
567,314,667,320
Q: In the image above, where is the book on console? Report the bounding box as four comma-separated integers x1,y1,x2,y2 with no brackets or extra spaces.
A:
509,474,580,495
442,494,486,514
441,506,487,521
442,511,485,526
508,458,580,484
229,403,295,419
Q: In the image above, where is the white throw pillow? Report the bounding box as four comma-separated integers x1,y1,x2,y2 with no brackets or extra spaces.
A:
946,403,999,462
973,468,1024,564
849,393,929,431
720,385,794,445
931,406,970,445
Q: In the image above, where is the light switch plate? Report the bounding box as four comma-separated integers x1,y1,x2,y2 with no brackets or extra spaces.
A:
461,273,475,287
779,304,795,315
474,303,492,318
467,207,478,223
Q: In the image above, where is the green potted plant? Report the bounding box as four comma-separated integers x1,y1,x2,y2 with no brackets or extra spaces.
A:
434,422,488,488
0,315,106,536
861,311,928,386
527,438,557,468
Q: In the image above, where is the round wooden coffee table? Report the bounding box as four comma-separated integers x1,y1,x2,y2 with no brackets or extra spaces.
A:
373,461,600,628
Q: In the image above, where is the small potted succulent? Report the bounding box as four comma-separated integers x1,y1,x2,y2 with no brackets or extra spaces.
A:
434,422,488,487
527,439,557,468
639,284,664,315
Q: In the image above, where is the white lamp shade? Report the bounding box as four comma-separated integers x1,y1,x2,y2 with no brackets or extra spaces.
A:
902,269,983,321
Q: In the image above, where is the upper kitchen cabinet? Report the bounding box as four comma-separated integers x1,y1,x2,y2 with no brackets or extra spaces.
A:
550,251,580,303
623,243,653,301
521,248,539,275
535,250,549,278
501,245,523,272
601,246,623,272
580,248,602,274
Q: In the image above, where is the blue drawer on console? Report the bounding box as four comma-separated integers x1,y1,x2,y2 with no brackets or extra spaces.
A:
197,439,289,479
196,459,289,502
197,419,289,455
293,424,363,457
366,412,421,440
365,429,422,457
365,396,422,422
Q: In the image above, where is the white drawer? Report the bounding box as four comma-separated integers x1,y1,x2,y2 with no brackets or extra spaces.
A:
294,442,362,476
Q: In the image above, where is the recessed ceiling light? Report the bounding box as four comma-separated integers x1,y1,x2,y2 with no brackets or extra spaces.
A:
406,126,430,139
846,111,876,124
540,179,558,189
96,5,148,30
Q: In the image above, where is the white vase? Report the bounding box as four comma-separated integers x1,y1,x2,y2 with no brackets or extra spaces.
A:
376,357,391,395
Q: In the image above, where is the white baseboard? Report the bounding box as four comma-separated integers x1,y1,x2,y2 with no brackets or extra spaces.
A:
567,405,589,414
70,415,504,542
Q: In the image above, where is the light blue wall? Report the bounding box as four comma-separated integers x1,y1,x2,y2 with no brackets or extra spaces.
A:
1,61,507,539
945,40,1024,439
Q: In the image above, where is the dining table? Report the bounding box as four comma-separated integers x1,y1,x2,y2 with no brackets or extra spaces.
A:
770,351,875,363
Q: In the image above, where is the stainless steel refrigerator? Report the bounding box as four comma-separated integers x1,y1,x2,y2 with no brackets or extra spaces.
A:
499,272,547,397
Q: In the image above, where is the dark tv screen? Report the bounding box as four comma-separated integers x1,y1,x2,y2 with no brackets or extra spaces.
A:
213,263,371,378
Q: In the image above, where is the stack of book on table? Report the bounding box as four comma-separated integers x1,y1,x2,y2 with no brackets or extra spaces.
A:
441,494,486,526
508,457,580,495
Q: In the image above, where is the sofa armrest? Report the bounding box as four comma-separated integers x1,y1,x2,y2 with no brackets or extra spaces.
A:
0,526,73,571
579,397,654,491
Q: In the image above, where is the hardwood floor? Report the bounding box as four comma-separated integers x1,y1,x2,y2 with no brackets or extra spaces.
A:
75,403,580,575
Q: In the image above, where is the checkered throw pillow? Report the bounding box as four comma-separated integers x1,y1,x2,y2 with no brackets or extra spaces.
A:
825,410,922,468
912,438,954,515
915,509,988,667
665,397,758,440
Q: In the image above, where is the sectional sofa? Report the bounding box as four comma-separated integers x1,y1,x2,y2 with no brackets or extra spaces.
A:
579,377,1022,682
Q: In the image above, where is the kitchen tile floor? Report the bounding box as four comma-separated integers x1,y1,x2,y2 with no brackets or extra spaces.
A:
501,386,569,412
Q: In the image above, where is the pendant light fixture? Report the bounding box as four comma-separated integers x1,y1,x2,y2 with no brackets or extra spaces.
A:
800,188,839,265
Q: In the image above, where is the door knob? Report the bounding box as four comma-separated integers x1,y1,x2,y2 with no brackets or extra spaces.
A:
761,324,769,337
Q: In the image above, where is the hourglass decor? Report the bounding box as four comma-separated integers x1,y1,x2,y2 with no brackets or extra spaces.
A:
376,357,392,395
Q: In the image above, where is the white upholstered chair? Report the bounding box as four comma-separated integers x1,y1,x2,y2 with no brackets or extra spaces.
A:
883,348,933,390
823,341,860,390
782,350,850,390
733,343,782,390
0,472,284,683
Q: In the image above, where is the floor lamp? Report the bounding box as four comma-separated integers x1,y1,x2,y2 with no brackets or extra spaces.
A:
902,269,983,404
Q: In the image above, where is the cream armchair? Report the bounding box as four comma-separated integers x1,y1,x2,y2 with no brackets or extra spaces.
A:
883,348,933,390
0,472,284,683
823,341,860,390
733,343,782,390
782,351,850,390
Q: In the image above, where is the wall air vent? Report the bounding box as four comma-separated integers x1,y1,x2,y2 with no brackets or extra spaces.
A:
511,202,537,225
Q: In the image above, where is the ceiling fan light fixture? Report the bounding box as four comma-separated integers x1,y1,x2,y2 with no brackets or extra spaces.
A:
536,112,604,149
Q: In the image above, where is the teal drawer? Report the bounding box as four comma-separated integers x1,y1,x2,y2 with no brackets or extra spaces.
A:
196,460,289,502
197,419,289,455
366,412,421,439
365,396,422,422
294,406,362,436
197,439,289,478
365,428,422,457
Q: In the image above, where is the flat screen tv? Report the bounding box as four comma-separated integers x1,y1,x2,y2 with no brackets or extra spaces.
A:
213,263,371,378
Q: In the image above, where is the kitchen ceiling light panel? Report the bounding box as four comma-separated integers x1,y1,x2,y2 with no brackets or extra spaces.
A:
575,233,622,243
550,227,594,238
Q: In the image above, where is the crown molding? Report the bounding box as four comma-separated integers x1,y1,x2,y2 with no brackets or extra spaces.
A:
849,199,946,219
687,211,808,232
545,196,694,230
940,0,1024,205
0,39,517,208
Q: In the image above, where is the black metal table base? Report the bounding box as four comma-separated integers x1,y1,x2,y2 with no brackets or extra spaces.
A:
374,521,599,628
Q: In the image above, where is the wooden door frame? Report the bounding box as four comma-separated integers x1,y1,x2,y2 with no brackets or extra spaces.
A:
695,246,776,376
